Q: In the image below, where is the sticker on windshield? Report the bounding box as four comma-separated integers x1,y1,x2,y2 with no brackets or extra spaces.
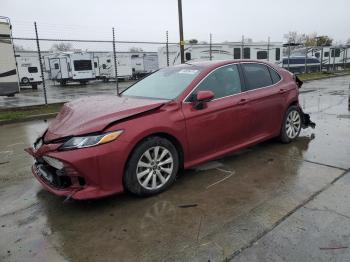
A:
178,69,199,75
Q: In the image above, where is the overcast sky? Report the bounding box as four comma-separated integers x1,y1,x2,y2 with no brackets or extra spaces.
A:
2,0,350,51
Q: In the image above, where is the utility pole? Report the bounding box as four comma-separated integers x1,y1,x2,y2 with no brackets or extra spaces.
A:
177,0,185,63
34,22,47,105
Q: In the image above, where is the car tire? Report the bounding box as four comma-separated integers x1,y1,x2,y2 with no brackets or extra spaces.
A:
21,77,30,85
279,105,302,143
124,136,179,197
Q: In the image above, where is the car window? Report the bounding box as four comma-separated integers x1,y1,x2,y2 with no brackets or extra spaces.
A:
268,67,281,84
189,64,242,101
123,66,201,100
242,63,272,90
28,67,38,73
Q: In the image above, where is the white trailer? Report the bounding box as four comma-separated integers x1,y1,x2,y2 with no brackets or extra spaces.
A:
158,42,283,68
0,17,19,96
291,46,350,70
45,52,95,85
93,56,100,79
277,56,321,73
98,53,132,81
131,53,159,78
16,56,42,89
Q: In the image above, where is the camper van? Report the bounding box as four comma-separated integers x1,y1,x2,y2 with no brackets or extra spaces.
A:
99,53,133,81
158,42,283,68
0,17,19,96
131,53,159,79
16,56,42,89
45,52,95,85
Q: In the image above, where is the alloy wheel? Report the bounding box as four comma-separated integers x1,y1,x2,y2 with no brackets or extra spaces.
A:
285,110,301,139
136,146,174,190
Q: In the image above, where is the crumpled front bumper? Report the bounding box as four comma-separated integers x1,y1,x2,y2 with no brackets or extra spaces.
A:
300,108,316,129
25,138,131,200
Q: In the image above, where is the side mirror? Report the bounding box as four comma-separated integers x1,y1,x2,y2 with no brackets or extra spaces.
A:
193,90,214,109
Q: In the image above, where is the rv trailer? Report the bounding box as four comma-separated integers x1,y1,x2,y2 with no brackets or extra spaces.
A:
131,53,159,79
0,17,19,96
45,52,95,85
93,56,100,79
16,56,42,89
291,46,350,71
277,56,320,73
98,53,132,81
158,42,283,68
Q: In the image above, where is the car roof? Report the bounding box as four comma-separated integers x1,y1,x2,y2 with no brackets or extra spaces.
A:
174,59,276,70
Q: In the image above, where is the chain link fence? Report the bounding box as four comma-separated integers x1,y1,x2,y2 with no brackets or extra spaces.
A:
1,21,350,107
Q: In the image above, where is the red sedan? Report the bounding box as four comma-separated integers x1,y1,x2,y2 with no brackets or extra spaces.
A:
26,60,314,200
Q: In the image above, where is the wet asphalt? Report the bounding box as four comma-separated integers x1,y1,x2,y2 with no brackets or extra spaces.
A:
0,76,350,261
0,80,134,108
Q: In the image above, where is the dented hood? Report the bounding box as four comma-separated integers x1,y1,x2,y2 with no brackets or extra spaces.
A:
45,95,167,141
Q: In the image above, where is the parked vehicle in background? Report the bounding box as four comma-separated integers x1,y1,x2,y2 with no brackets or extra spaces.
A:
93,56,100,79
44,52,95,85
131,53,159,79
291,46,350,69
158,42,283,68
99,53,132,81
278,56,320,73
0,16,19,96
16,56,42,89
27,60,315,200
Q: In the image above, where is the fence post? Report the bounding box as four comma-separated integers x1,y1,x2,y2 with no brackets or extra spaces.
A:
112,27,119,95
166,31,169,67
328,48,331,71
209,33,212,61
267,36,270,61
304,47,308,73
241,35,244,59
320,47,323,72
287,45,290,71
34,22,47,105
333,48,336,71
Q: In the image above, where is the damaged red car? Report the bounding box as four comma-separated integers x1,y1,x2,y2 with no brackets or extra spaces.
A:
26,60,314,200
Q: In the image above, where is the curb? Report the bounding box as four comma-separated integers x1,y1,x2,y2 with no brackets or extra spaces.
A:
299,72,350,82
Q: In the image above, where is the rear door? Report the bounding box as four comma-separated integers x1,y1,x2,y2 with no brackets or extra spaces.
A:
241,63,285,139
182,64,249,162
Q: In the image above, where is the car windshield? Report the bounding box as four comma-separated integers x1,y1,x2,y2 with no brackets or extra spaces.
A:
122,66,201,100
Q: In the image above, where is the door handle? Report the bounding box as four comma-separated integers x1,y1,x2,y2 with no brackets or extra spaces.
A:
279,89,287,94
237,98,249,105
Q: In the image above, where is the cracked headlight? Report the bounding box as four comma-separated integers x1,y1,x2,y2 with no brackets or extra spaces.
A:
59,130,123,150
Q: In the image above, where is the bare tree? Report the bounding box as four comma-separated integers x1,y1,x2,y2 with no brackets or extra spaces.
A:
129,47,144,52
50,42,73,52
284,31,307,44
14,44,26,51
187,39,198,44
